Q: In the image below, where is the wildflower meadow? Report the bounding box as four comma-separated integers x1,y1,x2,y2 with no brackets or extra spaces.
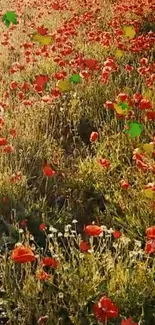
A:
0,0,155,324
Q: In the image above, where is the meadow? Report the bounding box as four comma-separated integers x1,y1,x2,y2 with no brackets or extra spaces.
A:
0,0,155,324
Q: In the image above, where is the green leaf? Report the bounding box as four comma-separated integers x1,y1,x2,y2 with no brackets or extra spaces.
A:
69,73,82,85
2,11,18,27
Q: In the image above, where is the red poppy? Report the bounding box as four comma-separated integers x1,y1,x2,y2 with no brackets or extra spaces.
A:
18,91,24,100
11,171,22,182
79,240,91,252
36,270,51,281
3,145,14,153
145,239,155,254
93,303,107,323
52,2,61,10
146,226,155,240
51,88,61,98
90,131,98,142
11,245,36,263
83,58,99,70
84,224,103,236
99,158,111,168
105,101,114,110
136,160,148,172
113,230,122,239
21,82,30,92
133,93,143,104
121,317,138,325
117,93,128,102
22,100,33,106
140,58,148,66
146,111,155,121
139,99,152,110
9,81,19,90
9,128,17,137
93,296,119,322
39,223,46,231
37,25,48,36
125,64,134,73
42,165,55,177
0,138,7,146
40,257,59,269
120,180,130,189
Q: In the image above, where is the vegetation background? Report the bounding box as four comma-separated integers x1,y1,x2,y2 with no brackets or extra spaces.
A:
0,0,155,324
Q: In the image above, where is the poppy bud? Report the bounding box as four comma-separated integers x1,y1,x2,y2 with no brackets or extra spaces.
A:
90,131,98,142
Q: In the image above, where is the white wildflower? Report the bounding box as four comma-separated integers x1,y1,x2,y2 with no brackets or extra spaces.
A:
72,219,78,223
58,232,63,237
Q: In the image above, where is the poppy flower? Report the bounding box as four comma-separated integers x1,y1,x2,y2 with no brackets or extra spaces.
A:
52,2,61,10
133,93,143,104
11,171,22,182
21,82,30,92
22,100,33,106
3,145,14,153
9,81,19,90
146,111,155,121
99,158,111,168
145,239,155,255
105,101,114,110
146,226,155,240
113,230,122,238
84,224,103,236
11,245,36,263
90,131,98,142
139,99,152,110
51,88,61,98
9,128,17,137
84,58,99,71
125,64,134,73
79,240,91,252
0,137,7,146
120,180,130,189
93,303,107,323
36,270,51,281
136,160,148,172
93,296,119,322
117,93,128,102
40,257,59,269
39,223,46,231
140,58,148,66
42,165,55,177
37,25,48,36
121,317,138,325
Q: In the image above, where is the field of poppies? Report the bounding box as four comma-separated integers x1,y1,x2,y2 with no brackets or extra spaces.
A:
0,0,155,324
